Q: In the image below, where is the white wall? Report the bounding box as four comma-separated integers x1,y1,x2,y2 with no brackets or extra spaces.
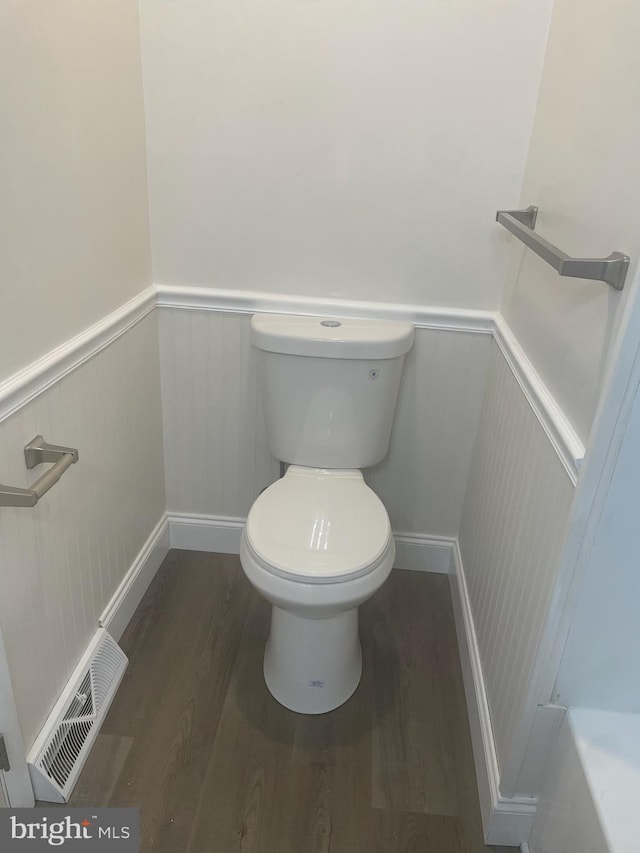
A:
0,0,152,379
139,0,553,309
0,315,165,750
159,306,491,536
554,369,640,712
501,0,640,442
459,341,575,796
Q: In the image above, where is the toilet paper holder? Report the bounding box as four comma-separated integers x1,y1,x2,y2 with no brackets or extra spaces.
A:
0,435,79,508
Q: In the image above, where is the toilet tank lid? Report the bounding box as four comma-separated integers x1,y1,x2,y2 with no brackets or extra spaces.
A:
251,314,414,359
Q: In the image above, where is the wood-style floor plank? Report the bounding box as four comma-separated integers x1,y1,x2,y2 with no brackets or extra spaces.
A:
280,637,375,853
68,734,133,808
66,551,517,853
369,570,493,851
94,551,252,852
371,572,470,815
372,810,468,853
186,591,298,853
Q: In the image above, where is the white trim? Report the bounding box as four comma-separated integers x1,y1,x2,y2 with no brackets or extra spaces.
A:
154,284,496,334
449,540,537,847
393,532,454,574
449,540,501,828
0,286,156,424
168,513,246,553
493,314,585,484
99,515,170,641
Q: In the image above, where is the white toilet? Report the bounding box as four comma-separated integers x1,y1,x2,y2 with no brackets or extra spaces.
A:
240,313,414,714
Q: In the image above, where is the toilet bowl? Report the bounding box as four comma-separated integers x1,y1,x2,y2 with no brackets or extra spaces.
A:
240,312,413,714
240,465,395,714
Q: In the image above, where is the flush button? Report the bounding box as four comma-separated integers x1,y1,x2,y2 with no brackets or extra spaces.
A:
320,320,341,328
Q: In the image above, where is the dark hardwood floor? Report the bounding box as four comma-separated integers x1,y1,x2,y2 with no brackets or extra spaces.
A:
68,550,516,853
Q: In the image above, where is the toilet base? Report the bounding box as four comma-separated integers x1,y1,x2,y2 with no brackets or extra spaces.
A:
263,606,362,714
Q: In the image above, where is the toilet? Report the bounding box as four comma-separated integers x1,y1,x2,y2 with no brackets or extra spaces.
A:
240,313,414,714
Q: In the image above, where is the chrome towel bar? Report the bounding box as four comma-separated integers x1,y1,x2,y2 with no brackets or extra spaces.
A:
0,436,79,508
496,206,630,291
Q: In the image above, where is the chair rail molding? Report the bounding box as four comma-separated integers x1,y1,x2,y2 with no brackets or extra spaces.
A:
0,286,156,424
1,282,581,504
493,314,585,483
154,283,496,333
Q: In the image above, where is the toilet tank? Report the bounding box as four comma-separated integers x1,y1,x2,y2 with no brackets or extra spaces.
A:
252,314,414,469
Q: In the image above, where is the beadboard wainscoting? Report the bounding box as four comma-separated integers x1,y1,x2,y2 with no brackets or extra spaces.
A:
0,285,587,835
158,306,493,537
158,309,281,519
457,341,575,843
366,326,491,537
0,313,166,752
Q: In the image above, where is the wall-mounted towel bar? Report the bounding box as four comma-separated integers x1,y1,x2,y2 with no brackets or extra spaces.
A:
496,206,629,291
0,436,79,508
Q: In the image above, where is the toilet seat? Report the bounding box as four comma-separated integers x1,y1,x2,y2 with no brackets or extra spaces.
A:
245,466,392,584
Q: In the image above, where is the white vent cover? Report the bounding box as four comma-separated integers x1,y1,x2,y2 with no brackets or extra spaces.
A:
27,627,128,802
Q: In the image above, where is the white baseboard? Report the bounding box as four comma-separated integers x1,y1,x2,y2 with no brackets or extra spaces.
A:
449,541,537,847
167,514,455,576
168,512,245,553
99,515,170,641
393,532,455,573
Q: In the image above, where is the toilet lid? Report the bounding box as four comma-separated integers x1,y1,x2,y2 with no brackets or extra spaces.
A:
245,466,391,582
